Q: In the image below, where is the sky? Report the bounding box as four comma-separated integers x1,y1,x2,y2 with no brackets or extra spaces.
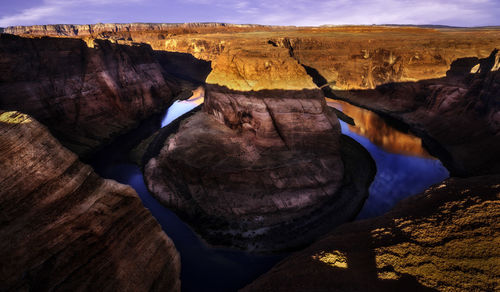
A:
0,0,499,27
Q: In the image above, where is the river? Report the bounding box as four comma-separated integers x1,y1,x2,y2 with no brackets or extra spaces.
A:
89,88,449,292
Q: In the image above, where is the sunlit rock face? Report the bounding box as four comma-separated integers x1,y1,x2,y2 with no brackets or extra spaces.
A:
0,34,178,157
145,85,375,251
243,174,500,292
268,30,500,90
0,111,180,291
333,50,500,176
205,46,316,91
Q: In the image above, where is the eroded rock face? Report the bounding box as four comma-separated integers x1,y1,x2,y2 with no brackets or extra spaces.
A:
145,85,375,251
205,46,316,91
0,34,178,156
3,23,271,37
333,50,500,176
0,111,180,291
243,174,500,292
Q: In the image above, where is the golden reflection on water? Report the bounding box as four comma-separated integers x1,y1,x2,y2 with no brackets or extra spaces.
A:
326,98,432,158
188,86,205,105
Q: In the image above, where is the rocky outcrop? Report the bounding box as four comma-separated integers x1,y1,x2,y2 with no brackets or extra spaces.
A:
0,111,180,291
332,50,500,176
144,84,375,251
0,34,178,157
243,174,500,292
205,46,316,91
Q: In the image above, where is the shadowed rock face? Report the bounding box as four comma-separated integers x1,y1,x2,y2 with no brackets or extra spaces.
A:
144,84,375,251
243,174,500,292
332,50,500,176
0,34,178,157
0,111,180,291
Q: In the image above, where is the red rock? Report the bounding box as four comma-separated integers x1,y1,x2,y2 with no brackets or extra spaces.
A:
332,50,500,176
0,111,181,291
243,174,500,292
144,85,375,251
0,34,178,157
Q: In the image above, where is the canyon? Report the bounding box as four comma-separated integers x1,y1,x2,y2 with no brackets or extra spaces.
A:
0,23,499,291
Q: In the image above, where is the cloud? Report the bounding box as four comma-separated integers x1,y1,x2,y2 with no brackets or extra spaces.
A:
0,0,143,27
0,4,64,27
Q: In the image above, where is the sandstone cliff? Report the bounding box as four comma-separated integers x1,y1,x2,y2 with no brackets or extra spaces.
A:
0,34,179,157
243,174,500,291
0,111,180,291
144,84,375,251
3,22,273,37
332,50,500,176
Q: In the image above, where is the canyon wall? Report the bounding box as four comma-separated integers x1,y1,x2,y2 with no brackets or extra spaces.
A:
0,111,180,291
333,50,500,176
3,23,275,37
243,174,500,291
0,34,179,157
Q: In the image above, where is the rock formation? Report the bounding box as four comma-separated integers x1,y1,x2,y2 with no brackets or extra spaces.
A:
144,84,375,251
3,23,271,37
332,49,500,176
0,111,180,291
0,34,179,157
243,174,500,291
205,45,316,91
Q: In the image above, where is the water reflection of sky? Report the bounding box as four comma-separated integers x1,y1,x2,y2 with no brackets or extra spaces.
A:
339,120,449,219
161,87,204,127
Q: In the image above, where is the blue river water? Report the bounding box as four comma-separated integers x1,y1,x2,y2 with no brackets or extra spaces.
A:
339,121,449,219
91,94,449,292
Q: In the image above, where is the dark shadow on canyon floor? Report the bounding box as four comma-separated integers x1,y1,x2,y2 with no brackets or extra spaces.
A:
153,50,212,85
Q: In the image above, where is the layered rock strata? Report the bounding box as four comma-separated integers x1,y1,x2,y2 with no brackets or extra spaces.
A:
144,85,375,251
0,34,178,156
3,23,272,37
0,111,180,291
332,50,500,176
243,174,500,292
